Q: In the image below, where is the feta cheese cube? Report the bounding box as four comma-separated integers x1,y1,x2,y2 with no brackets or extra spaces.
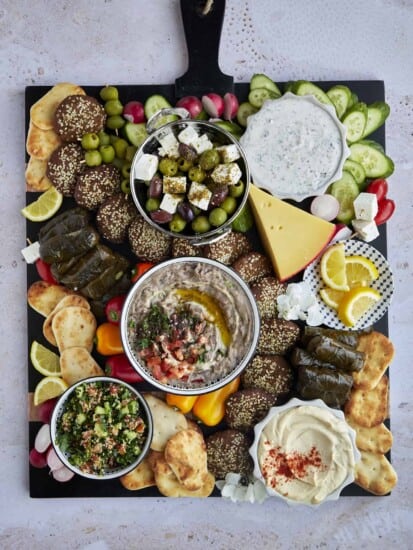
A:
211,163,242,185
216,144,241,163
159,193,184,214
163,176,187,194
352,219,379,242
193,134,213,154
178,126,199,146
21,241,40,263
157,130,180,158
353,193,378,221
134,154,158,181
188,181,212,210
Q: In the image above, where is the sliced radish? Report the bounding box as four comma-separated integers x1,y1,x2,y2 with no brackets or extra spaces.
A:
202,93,224,118
176,96,203,119
34,423,52,453
52,465,75,482
47,446,65,471
29,447,48,469
310,194,340,221
223,92,239,120
38,398,57,424
330,223,353,243
123,101,145,123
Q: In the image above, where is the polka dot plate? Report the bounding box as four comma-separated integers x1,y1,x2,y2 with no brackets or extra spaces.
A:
303,239,394,330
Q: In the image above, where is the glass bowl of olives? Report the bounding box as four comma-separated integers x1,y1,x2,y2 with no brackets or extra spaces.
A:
129,109,251,244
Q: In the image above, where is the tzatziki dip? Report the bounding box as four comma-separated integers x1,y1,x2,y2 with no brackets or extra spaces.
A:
240,93,349,201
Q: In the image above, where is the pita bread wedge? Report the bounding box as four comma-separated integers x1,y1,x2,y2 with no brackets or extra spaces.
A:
120,458,156,491
27,281,76,317
354,451,397,495
60,346,103,385
26,122,62,160
354,331,395,390
43,295,91,346
144,395,187,452
152,454,215,498
25,156,52,191
345,375,389,428
30,82,85,130
52,306,96,352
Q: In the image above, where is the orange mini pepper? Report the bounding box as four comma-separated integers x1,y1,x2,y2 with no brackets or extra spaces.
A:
192,377,241,427
95,322,124,356
166,394,199,414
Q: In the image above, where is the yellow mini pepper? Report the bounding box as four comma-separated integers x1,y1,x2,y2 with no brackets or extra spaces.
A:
95,322,124,356
166,394,199,414
193,377,240,426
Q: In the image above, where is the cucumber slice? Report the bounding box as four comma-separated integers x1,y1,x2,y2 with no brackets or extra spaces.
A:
122,122,148,147
329,171,359,224
342,102,368,143
326,85,352,118
343,159,366,188
144,94,172,119
345,92,359,114
291,80,333,106
212,120,243,138
349,140,395,178
236,102,258,127
248,88,280,108
250,73,281,96
362,101,390,138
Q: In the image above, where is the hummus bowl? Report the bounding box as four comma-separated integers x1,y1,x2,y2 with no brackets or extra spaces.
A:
50,377,153,480
249,398,360,506
120,257,260,395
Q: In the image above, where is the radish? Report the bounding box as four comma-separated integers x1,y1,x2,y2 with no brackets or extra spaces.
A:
46,446,65,472
52,465,75,482
202,93,224,118
123,101,145,123
176,96,203,119
29,447,48,469
223,93,239,121
310,194,340,221
34,423,52,453
38,398,57,424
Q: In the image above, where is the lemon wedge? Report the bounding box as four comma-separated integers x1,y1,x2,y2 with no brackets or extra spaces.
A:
338,287,382,327
33,376,68,406
320,243,349,291
319,288,346,310
30,341,61,377
345,255,379,288
21,186,63,222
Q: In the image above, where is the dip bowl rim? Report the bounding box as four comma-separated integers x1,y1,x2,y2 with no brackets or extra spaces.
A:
249,397,360,507
120,256,261,396
49,376,154,480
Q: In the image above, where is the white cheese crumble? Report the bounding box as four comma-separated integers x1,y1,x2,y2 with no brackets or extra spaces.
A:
277,281,323,326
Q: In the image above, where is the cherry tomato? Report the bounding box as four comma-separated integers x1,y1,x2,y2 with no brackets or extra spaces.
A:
104,295,126,324
131,262,154,283
366,178,389,202
375,198,395,225
35,259,58,284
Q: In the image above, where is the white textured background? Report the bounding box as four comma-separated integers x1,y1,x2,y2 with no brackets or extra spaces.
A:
0,1,412,548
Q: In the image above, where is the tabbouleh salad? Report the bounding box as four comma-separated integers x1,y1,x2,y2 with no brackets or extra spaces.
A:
55,380,148,476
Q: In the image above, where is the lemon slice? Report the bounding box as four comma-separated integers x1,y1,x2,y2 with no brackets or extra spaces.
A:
30,341,61,377
345,255,379,288
21,186,63,222
33,376,68,406
320,288,347,310
320,243,349,291
338,286,382,327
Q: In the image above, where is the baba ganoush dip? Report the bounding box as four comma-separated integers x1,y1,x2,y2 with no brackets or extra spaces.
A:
240,94,348,200
126,261,254,388
257,405,355,504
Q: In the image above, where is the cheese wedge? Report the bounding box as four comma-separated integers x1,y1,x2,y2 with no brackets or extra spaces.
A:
248,184,335,281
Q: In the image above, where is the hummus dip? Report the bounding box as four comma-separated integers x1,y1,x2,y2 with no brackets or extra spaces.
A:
257,405,355,504
127,261,254,389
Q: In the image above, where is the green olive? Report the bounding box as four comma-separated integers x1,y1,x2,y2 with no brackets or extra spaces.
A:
209,207,228,227
229,180,245,198
84,150,102,167
188,165,206,183
81,132,99,150
121,162,132,179
177,157,192,172
159,158,178,176
97,131,111,146
191,215,211,234
121,179,131,194
100,86,119,101
106,115,125,130
99,144,115,164
104,99,124,116
113,138,128,159
221,196,237,215
146,197,161,212
169,213,187,233
125,145,138,162
199,149,220,171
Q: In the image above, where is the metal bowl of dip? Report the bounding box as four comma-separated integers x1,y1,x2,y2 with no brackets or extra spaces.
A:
50,377,153,480
240,93,350,202
120,257,260,395
129,109,251,246
249,397,360,506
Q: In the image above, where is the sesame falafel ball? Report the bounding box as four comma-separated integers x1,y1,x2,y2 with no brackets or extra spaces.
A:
128,215,172,262
241,354,294,402
96,193,137,244
257,318,300,356
250,276,286,320
53,94,106,142
206,429,253,480
224,388,275,432
74,164,121,211
203,231,252,265
231,251,272,285
46,142,84,196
